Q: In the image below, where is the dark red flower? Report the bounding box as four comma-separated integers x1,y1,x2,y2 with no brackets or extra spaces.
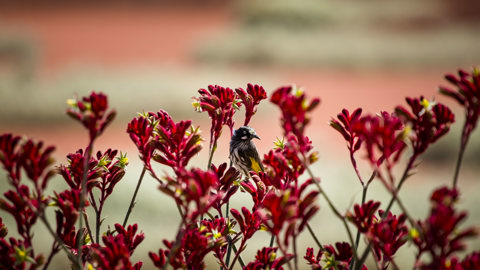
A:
54,189,83,241
89,223,144,270
304,247,323,270
461,251,480,269
236,83,268,126
94,149,127,199
193,85,239,152
0,133,22,184
439,67,480,136
367,210,408,263
0,236,41,270
261,179,319,248
330,108,363,147
0,185,39,247
395,96,454,155
262,135,315,189
152,120,202,172
160,168,220,220
149,240,184,269
58,149,102,192
150,222,224,270
230,207,262,240
199,217,230,262
414,186,478,269
0,134,56,198
67,92,116,142
243,247,293,270
127,110,174,173
270,86,320,149
347,200,381,233
19,139,56,195
352,112,406,179
210,163,240,216
241,173,269,211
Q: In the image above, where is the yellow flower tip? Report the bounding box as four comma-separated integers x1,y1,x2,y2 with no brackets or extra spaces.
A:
409,228,420,240
192,99,203,112
66,98,77,107
402,124,413,140
293,85,304,97
473,67,479,77
268,251,277,263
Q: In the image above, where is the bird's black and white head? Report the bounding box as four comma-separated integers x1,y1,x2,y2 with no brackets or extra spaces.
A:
232,126,261,141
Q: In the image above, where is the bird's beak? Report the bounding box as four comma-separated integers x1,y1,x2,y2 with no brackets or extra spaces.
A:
254,134,261,140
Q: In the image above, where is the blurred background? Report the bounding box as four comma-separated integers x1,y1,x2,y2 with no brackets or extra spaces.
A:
1,0,480,269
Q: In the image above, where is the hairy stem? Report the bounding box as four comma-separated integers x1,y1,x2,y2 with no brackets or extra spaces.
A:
123,166,147,227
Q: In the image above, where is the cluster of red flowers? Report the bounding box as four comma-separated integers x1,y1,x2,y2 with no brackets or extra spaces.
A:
413,187,478,269
2,68,480,270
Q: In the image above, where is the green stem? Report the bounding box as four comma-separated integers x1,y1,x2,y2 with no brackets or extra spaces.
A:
229,237,247,269
305,165,359,263
453,123,470,189
306,223,324,251
77,142,94,267
123,166,147,227
354,156,417,270
207,140,217,170
269,234,275,248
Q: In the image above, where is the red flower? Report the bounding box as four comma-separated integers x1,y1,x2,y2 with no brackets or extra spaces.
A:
262,135,314,189
395,96,454,155
127,110,174,173
236,83,268,126
89,223,144,270
330,108,363,149
0,185,39,247
67,92,116,142
153,120,202,172
241,173,269,211
440,67,480,136
304,247,323,270
193,85,239,150
160,168,220,220
271,86,320,149
58,149,102,192
199,217,230,262
261,179,319,248
210,163,240,217
347,200,381,233
367,210,408,263
54,189,83,241
243,247,293,270
414,186,478,269
0,134,56,198
230,207,262,240
352,112,406,181
0,133,22,184
150,222,224,270
94,149,128,199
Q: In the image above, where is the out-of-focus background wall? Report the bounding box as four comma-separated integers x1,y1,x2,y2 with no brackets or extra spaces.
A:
1,1,479,269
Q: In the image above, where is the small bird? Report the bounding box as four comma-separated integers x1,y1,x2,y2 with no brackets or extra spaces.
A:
229,126,264,178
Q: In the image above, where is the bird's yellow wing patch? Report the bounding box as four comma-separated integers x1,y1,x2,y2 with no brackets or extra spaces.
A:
249,156,263,173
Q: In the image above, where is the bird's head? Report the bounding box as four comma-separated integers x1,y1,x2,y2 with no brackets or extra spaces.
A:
233,126,261,141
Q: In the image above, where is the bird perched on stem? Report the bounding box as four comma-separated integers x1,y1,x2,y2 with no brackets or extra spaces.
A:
229,126,264,178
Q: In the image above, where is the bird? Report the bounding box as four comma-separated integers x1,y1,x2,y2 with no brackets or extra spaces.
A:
229,126,264,178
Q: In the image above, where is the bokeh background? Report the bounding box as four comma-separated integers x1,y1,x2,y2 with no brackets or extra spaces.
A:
1,1,480,269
